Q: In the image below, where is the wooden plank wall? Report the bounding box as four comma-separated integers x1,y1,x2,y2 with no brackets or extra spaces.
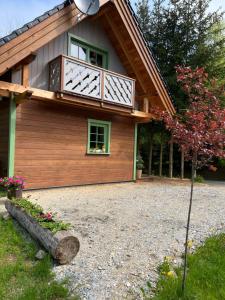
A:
15,100,135,189
28,18,127,90
0,100,9,177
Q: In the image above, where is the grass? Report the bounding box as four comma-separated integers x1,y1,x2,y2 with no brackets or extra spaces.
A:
0,217,79,300
142,234,225,300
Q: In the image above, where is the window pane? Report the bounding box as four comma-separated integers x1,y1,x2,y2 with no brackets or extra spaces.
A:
98,127,104,134
90,141,96,149
90,126,97,134
79,46,87,61
98,134,104,143
97,54,103,67
71,43,79,58
90,51,97,65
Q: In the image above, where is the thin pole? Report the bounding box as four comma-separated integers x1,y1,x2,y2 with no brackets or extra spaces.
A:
182,158,195,293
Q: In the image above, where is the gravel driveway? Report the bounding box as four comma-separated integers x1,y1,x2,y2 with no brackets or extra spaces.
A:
26,181,225,300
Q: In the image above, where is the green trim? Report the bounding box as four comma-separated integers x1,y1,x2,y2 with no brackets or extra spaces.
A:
8,93,16,177
133,123,138,181
68,33,109,69
87,119,111,155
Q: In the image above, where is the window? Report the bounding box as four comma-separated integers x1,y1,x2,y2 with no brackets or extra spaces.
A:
68,34,108,69
87,119,111,154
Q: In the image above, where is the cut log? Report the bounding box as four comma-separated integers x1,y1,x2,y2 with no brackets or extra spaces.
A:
5,200,80,264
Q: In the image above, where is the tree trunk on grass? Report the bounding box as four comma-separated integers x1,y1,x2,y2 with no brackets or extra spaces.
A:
5,200,80,265
181,156,197,294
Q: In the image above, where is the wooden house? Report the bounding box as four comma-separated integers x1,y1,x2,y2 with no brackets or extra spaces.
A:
0,0,175,189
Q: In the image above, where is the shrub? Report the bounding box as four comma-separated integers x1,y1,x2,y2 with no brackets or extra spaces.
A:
194,175,204,183
136,154,144,170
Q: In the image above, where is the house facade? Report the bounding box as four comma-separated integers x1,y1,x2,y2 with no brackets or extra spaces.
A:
0,0,175,189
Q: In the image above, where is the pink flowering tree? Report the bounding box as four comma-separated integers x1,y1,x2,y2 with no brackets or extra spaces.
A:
153,66,225,294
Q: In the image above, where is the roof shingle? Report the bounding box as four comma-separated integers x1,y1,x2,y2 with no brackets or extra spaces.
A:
0,0,72,47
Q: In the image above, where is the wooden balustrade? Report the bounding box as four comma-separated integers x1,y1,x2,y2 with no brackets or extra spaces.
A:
49,55,135,108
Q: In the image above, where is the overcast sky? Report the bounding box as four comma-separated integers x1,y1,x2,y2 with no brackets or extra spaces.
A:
0,0,224,37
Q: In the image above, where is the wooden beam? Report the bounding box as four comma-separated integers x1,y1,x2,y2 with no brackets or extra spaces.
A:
0,81,133,116
0,89,10,97
13,53,36,70
15,90,33,104
22,64,29,86
143,97,149,113
131,110,153,119
104,14,147,94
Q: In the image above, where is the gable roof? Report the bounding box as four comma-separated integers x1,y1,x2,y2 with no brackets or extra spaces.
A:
0,0,72,47
0,0,175,114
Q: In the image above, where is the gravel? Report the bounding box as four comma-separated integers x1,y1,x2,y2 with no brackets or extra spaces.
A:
25,181,225,300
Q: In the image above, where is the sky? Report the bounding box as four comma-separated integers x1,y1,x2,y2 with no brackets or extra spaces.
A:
0,0,224,37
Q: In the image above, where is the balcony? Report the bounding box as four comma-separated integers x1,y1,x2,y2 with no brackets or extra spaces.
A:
49,55,135,108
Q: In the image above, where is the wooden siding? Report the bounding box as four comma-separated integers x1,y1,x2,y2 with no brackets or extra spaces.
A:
15,100,135,189
0,100,9,177
29,18,127,90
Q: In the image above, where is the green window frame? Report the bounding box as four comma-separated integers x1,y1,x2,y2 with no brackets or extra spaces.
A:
68,33,109,69
87,119,111,155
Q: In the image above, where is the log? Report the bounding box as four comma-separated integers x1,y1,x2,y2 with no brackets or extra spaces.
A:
5,200,80,264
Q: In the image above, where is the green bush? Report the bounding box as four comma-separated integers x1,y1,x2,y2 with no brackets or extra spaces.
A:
194,175,204,183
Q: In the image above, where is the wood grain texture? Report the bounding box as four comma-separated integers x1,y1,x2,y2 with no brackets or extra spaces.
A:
15,100,135,189
0,100,9,176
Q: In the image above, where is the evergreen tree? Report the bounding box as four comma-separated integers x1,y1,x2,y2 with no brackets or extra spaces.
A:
135,0,225,108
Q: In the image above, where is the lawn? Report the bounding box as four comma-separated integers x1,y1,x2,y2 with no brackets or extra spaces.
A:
143,234,225,300
0,217,78,300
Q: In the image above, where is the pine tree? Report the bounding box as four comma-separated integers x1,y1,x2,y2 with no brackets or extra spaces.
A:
135,0,151,38
135,0,225,108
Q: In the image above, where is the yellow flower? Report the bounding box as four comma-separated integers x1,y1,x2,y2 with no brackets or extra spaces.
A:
165,256,173,262
167,271,176,278
187,240,194,249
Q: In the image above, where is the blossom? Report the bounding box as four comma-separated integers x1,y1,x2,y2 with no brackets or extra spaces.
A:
0,176,25,191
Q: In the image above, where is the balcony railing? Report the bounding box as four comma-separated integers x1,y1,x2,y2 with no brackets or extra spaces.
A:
49,55,135,108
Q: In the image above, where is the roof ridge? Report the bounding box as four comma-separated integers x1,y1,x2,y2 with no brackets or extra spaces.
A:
0,0,73,47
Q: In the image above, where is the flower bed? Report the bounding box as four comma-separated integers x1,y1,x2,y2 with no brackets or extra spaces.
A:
5,198,80,264
11,198,70,233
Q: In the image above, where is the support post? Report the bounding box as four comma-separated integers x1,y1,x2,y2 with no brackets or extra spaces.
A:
181,149,184,179
148,132,153,175
8,93,16,177
169,140,173,178
143,97,149,113
133,123,138,181
159,142,163,177
22,64,29,86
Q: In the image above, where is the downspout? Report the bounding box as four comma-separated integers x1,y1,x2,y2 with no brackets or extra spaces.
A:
8,92,16,177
